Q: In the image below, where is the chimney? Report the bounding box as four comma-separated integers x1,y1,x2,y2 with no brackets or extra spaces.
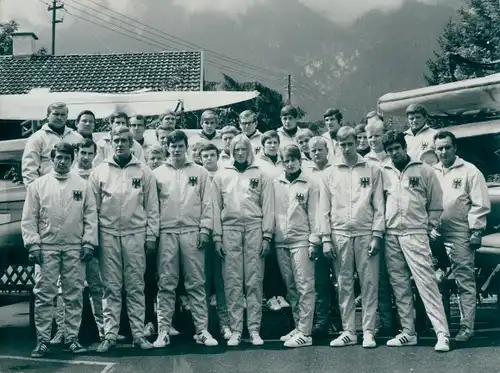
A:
11,32,39,57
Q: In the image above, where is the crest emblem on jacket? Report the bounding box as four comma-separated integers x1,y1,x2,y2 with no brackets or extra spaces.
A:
73,190,83,201
409,176,420,188
296,192,305,203
421,141,428,150
254,146,261,154
360,177,370,188
132,178,141,189
250,178,259,189
189,176,198,186
452,178,462,189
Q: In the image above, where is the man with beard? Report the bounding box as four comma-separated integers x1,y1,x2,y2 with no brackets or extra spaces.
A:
404,104,438,165
22,142,97,358
219,125,239,165
239,110,263,155
22,102,83,186
75,110,95,139
90,125,159,353
322,108,343,160
381,130,450,352
432,131,490,343
277,105,300,149
212,134,275,347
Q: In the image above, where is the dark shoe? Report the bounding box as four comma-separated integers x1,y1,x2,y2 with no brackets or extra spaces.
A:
133,336,154,350
31,342,49,358
65,340,87,354
455,326,474,342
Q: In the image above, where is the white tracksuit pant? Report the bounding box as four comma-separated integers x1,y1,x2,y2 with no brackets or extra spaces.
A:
276,247,315,335
99,231,146,340
443,234,476,330
333,234,379,334
156,231,208,333
223,227,264,334
34,245,85,343
385,234,450,336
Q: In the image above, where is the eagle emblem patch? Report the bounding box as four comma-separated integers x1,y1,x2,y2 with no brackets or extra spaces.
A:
409,177,420,188
421,141,429,150
452,178,462,189
250,178,259,189
132,178,141,189
188,176,198,186
296,192,305,203
73,190,83,201
254,146,261,154
360,177,370,188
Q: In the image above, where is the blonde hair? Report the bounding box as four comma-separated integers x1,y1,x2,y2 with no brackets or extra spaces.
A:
239,110,257,122
46,102,68,116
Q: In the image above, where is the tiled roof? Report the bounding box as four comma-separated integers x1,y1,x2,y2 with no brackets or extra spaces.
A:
0,51,203,95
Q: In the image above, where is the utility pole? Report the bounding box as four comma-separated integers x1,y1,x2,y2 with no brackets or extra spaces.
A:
48,0,64,55
286,74,292,104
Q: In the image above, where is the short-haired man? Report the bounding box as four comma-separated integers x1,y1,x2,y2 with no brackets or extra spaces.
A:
278,105,300,149
153,130,218,348
76,110,96,139
256,130,284,180
90,125,159,353
354,123,370,157
219,125,240,165
322,108,343,160
156,123,174,158
130,115,158,161
381,130,450,352
296,128,314,164
189,110,224,152
22,102,83,186
22,142,98,358
147,146,166,171
319,127,384,349
404,104,438,165
239,110,262,155
432,131,490,342
160,110,178,130
93,112,145,166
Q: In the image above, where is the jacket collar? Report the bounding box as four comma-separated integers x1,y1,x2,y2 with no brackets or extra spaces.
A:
277,172,308,184
383,157,422,172
434,156,464,172
404,124,432,137
41,123,74,138
334,154,366,167
104,155,142,168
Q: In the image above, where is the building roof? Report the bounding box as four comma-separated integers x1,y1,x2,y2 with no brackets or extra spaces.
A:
0,50,203,95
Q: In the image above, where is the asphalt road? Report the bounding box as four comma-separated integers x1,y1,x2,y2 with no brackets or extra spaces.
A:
0,301,499,373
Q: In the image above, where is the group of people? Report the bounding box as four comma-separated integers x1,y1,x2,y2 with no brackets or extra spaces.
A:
19,101,491,359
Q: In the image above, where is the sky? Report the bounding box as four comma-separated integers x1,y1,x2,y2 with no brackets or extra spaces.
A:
1,0,451,30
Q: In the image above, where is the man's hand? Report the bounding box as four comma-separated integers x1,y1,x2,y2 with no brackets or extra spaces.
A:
80,246,95,262
197,232,210,250
145,241,157,255
215,241,225,259
470,231,482,250
430,228,441,241
308,245,317,261
260,239,272,257
322,241,335,261
28,245,43,265
368,236,382,257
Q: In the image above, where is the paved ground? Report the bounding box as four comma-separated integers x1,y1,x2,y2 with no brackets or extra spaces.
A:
0,300,499,373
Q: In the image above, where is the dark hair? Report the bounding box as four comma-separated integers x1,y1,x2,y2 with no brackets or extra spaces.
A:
405,104,428,117
434,130,457,147
280,105,298,118
130,115,145,124
76,110,95,123
199,143,220,158
280,144,302,161
76,138,97,153
50,142,75,162
324,108,343,122
382,130,407,151
109,111,129,124
261,130,280,146
167,129,188,147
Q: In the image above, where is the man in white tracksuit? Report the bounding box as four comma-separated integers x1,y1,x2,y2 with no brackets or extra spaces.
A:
21,142,98,358
189,110,224,152
22,102,83,186
277,105,300,150
89,125,159,353
219,125,240,166
319,127,385,349
51,138,105,344
239,110,262,155
93,112,145,166
274,144,319,348
404,104,438,165
322,108,343,160
212,134,275,347
381,129,450,352
433,131,490,342
152,130,218,348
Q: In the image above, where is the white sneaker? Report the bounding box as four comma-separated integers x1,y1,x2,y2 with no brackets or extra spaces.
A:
143,322,155,338
280,329,298,342
387,332,418,347
250,331,264,346
168,326,180,336
227,332,242,347
284,331,312,348
267,297,281,311
434,333,450,352
153,330,170,348
210,295,217,307
194,330,218,347
362,332,376,348
330,332,358,347
276,296,290,308
221,326,232,340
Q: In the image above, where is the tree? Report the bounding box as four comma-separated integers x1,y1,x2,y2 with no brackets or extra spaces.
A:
425,0,500,85
0,20,19,55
